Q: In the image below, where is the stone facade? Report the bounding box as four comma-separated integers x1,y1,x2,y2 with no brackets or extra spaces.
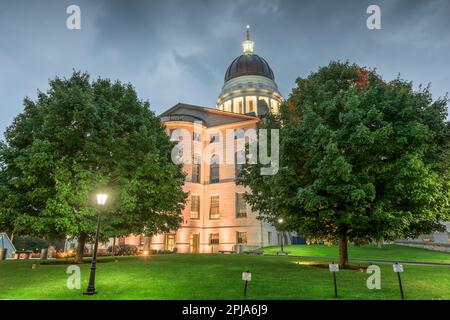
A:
123,103,285,253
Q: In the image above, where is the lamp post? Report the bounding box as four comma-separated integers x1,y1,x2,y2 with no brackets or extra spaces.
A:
84,193,108,296
278,218,284,252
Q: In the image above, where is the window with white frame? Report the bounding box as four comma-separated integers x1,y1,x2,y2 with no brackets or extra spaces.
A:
210,154,220,183
237,232,247,244
209,233,219,245
192,153,201,183
209,195,220,220
235,193,247,218
190,194,200,219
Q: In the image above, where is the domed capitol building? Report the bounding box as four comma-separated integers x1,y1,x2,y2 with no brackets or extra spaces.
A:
67,27,293,254
128,26,291,254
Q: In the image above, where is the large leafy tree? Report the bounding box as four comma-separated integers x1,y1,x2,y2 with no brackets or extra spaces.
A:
0,71,187,262
239,62,450,267
0,169,16,239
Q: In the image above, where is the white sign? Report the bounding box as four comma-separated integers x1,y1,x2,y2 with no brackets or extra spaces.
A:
242,272,252,281
393,264,404,273
329,264,339,272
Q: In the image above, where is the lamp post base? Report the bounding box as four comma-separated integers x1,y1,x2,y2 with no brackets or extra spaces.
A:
83,291,97,296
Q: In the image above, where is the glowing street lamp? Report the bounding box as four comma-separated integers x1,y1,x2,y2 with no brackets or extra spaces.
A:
97,194,108,206
277,218,285,252
84,193,108,295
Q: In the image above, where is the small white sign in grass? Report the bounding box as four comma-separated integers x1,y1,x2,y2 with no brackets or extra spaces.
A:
329,263,339,272
393,263,404,273
242,272,252,281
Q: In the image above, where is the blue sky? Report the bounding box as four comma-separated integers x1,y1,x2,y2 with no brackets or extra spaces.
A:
1,0,449,139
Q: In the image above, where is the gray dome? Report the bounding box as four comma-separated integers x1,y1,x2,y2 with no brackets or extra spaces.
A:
224,54,274,82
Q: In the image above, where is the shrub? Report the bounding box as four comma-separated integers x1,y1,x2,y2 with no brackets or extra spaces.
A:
107,244,139,256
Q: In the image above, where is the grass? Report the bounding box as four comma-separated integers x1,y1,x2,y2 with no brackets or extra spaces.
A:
0,247,449,300
264,244,450,263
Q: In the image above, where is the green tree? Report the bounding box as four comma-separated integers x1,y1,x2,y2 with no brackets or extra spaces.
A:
0,71,187,263
0,169,17,239
238,62,450,268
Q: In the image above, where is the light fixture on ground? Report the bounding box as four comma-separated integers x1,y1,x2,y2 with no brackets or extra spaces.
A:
84,193,108,296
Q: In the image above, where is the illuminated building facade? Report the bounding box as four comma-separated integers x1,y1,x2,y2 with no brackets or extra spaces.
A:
122,27,290,253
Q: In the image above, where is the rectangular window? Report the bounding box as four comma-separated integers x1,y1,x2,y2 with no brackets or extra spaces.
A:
209,195,220,220
248,100,254,112
190,195,200,219
210,165,219,183
235,193,247,218
237,232,247,244
235,151,245,178
192,162,201,183
164,234,176,251
210,155,220,184
268,232,272,245
192,154,201,183
238,101,243,113
209,233,219,245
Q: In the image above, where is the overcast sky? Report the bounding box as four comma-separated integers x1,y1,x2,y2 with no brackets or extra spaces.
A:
1,0,449,139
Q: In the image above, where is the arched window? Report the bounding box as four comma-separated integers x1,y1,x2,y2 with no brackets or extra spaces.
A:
192,153,201,183
234,129,245,140
210,154,220,184
235,150,245,178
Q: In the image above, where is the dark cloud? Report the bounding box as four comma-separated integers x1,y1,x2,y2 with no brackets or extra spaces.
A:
0,0,449,139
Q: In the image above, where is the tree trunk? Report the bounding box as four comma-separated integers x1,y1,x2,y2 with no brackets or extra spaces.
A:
40,248,48,260
9,232,14,243
338,236,348,269
144,235,152,255
111,237,116,257
74,233,87,264
377,239,383,249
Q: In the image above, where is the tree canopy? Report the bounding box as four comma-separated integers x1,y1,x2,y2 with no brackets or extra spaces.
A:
238,61,450,267
0,71,187,261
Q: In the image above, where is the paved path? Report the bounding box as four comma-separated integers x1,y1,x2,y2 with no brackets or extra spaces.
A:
264,253,450,266
348,257,450,266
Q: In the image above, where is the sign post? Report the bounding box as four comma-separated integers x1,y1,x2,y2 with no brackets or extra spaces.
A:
393,262,405,300
242,270,251,297
329,262,339,298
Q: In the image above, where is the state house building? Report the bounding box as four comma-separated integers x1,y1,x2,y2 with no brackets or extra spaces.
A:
122,27,289,253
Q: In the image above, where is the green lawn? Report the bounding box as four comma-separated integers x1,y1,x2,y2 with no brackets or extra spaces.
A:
0,251,449,300
264,244,450,263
